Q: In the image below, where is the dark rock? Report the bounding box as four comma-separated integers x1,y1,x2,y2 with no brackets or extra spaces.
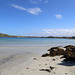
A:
52,59,55,61
64,45,75,48
64,45,75,52
48,47,60,51
26,68,29,69
42,53,50,57
42,46,65,57
65,73,67,74
45,64,47,65
39,69,51,73
42,45,75,63
49,47,65,56
34,58,37,60
64,57,75,62
63,45,75,62
49,66,54,70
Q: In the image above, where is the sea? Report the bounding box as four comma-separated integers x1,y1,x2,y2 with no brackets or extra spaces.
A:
0,37,75,55
0,37,75,47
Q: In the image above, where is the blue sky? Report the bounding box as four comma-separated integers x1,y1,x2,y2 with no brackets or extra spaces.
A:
0,0,75,36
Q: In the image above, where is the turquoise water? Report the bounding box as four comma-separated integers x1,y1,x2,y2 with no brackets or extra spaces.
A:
0,37,75,47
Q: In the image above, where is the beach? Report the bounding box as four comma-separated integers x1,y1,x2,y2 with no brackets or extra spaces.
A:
25,56,75,75
0,46,75,75
0,46,49,75
0,48,75,75
0,38,75,75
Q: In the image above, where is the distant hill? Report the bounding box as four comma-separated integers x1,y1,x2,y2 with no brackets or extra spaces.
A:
0,33,26,38
0,33,75,39
0,33,11,37
41,36,75,39
0,33,39,38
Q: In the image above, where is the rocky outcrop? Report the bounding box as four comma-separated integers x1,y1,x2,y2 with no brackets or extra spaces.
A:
63,45,75,62
64,45,75,52
48,47,65,56
42,53,50,57
42,45,75,62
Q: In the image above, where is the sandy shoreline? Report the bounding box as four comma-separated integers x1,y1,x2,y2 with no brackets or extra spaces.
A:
0,46,48,75
0,46,75,75
25,56,75,75
0,52,36,75
0,55,75,75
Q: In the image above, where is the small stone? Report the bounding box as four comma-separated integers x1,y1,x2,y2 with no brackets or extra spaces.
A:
45,64,47,65
52,59,55,61
34,58,37,60
26,68,29,69
50,66,54,70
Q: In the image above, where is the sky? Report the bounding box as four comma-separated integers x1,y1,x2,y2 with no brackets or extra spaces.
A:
0,0,75,36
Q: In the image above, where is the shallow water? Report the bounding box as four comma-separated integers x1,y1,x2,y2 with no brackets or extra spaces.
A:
0,37,75,47
0,37,75,55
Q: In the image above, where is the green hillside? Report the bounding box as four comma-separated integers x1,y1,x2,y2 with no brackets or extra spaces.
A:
0,33,75,39
0,33,25,37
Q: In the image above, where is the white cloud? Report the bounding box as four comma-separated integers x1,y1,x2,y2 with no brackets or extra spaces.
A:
29,0,48,4
29,29,75,36
11,4,42,15
11,4,26,10
27,8,42,15
55,14,63,19
41,29,75,36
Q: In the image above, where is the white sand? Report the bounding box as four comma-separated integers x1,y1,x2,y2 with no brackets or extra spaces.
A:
0,52,36,75
1,56,74,75
0,46,48,75
25,56,75,75
0,46,75,75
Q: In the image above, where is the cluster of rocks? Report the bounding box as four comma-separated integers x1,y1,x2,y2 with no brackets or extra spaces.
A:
39,66,55,73
42,45,75,62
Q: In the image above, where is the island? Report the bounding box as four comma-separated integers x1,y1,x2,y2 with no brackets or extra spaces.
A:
0,33,75,39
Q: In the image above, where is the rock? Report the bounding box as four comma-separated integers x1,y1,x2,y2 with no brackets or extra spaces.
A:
64,45,75,48
64,51,75,58
52,59,55,61
49,66,54,70
34,58,37,60
42,53,50,57
64,57,75,62
42,45,75,63
49,47,65,56
26,68,29,69
45,64,47,65
39,69,51,73
65,73,67,74
48,47,60,51
42,47,65,57
64,45,75,52
63,45,75,62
